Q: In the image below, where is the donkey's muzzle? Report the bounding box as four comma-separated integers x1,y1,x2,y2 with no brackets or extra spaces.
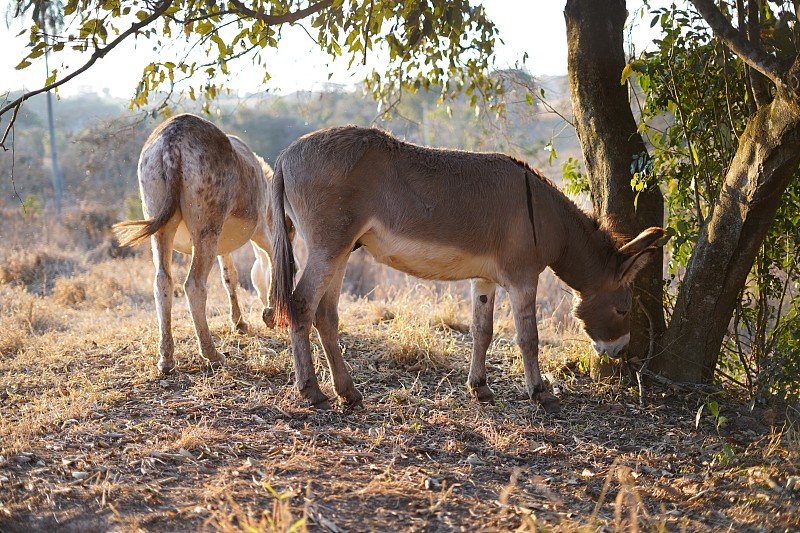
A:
593,333,630,359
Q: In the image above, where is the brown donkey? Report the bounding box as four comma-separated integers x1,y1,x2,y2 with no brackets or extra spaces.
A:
270,126,664,413
114,113,279,372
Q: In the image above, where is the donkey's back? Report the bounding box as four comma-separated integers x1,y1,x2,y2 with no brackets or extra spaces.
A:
126,114,269,255
277,125,561,284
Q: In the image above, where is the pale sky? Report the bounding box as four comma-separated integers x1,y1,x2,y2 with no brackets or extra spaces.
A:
1,1,663,99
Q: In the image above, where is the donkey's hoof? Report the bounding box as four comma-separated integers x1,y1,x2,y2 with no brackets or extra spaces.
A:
535,391,561,414
203,353,226,371
158,357,176,374
311,398,332,411
234,321,249,334
468,384,495,404
341,389,364,410
262,307,276,329
300,386,331,410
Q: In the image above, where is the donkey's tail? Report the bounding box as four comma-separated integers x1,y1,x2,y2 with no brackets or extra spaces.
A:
269,158,297,330
112,145,182,247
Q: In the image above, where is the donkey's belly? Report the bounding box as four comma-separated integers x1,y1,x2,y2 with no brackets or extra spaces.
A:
173,216,257,256
359,228,493,281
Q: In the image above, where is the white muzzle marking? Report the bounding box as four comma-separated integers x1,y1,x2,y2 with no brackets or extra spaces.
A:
593,333,630,359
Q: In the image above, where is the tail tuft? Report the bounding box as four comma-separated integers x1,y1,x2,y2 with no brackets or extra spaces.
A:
112,219,159,247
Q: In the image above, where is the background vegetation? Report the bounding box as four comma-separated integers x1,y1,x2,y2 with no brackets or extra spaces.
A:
1,74,575,209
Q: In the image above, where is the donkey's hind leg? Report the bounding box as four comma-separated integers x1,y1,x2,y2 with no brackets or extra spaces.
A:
468,279,497,403
290,250,350,410
219,254,248,333
151,222,179,373
314,260,362,408
185,233,225,368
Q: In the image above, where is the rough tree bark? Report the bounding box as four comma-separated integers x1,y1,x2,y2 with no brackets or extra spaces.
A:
656,69,800,381
564,0,666,378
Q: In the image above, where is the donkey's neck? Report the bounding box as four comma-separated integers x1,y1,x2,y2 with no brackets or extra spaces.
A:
547,203,615,294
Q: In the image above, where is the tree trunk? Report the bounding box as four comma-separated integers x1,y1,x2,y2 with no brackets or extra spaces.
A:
45,90,63,219
564,0,666,377
655,81,800,382
41,7,63,219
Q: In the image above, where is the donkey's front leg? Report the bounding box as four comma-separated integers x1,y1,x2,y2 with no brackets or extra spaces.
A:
509,285,560,414
468,279,497,403
250,237,275,329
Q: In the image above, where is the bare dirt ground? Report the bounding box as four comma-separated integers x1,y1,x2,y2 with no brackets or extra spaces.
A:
1,216,799,532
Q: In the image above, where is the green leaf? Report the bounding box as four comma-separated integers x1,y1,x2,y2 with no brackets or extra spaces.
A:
210,33,226,56
196,20,213,35
621,62,633,86
15,59,32,70
79,18,104,39
29,42,46,59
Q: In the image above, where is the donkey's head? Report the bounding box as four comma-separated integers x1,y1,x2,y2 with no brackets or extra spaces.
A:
572,227,665,359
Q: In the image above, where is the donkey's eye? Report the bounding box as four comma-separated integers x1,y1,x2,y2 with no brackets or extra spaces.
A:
616,309,629,317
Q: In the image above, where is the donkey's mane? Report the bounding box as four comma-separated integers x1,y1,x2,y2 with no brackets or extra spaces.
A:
506,156,626,253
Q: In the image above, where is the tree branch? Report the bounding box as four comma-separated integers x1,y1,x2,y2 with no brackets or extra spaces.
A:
746,0,772,106
0,0,174,147
689,0,783,84
0,102,21,152
228,0,334,25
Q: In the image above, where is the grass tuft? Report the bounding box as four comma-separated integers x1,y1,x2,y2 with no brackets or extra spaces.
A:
0,248,81,294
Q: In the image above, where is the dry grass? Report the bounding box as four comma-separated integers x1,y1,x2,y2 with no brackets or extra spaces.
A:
1,207,799,532
0,247,82,294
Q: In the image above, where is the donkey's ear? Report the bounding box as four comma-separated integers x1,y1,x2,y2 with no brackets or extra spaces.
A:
618,227,666,255
617,248,656,285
